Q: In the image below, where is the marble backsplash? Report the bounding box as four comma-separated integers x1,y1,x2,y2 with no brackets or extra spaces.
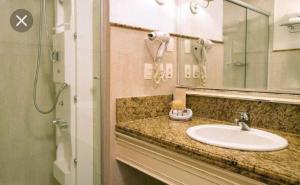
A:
116,95,172,122
116,94,300,135
187,95,300,135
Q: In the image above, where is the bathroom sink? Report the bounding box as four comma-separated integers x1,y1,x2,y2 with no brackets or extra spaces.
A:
186,124,288,151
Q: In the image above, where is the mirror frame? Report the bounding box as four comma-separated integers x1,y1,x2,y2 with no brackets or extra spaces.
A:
176,85,300,96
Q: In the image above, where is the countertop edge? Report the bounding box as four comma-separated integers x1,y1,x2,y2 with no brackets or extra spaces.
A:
115,125,297,185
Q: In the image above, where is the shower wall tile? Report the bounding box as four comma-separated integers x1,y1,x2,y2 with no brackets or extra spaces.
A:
0,0,58,185
187,95,300,135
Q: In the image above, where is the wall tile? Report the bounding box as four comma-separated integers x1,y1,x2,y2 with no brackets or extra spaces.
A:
0,1,58,185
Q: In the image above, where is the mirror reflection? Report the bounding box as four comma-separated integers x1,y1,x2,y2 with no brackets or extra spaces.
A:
177,0,300,93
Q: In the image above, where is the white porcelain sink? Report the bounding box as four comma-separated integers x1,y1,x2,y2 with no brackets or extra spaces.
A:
186,124,288,151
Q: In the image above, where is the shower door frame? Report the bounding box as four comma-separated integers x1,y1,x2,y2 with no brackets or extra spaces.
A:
225,0,270,17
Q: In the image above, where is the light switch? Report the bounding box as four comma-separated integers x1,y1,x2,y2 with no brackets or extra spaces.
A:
184,39,191,53
144,63,153,80
166,64,173,79
193,65,200,78
167,37,175,52
185,64,192,79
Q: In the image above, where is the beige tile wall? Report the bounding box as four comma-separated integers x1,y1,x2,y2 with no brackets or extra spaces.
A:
110,26,177,98
110,25,176,185
0,1,58,185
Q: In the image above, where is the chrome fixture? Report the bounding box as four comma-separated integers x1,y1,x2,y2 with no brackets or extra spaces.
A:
190,0,213,14
52,119,68,128
234,112,250,131
33,0,67,114
51,49,59,63
280,22,300,33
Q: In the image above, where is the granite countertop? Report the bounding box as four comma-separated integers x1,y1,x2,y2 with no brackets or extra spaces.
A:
116,116,300,185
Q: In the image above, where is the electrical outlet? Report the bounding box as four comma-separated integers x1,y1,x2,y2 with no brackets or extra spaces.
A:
166,64,173,79
144,63,153,80
185,64,192,79
193,65,200,78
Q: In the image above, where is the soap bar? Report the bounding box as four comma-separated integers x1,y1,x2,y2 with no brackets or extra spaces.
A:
171,100,185,110
173,88,186,108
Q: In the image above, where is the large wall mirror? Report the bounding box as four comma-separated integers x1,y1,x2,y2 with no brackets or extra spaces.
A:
177,0,300,94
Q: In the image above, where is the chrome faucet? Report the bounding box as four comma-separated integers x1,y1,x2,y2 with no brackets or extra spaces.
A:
234,112,250,131
52,119,68,128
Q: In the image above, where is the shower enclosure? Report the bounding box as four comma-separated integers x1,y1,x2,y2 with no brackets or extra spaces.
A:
223,0,269,89
0,0,101,185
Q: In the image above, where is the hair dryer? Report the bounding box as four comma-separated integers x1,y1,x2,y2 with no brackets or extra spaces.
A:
191,38,214,62
191,38,214,87
145,31,170,86
147,31,170,61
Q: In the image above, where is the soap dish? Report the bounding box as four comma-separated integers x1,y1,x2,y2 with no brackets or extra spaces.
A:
169,109,193,121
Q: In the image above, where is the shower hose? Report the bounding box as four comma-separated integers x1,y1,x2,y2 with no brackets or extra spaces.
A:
33,0,67,114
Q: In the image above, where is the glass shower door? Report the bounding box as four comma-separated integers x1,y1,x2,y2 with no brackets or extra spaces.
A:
223,1,247,88
245,10,269,89
223,0,269,90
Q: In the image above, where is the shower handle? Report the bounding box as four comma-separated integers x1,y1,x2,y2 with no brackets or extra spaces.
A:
51,49,59,63
52,119,68,128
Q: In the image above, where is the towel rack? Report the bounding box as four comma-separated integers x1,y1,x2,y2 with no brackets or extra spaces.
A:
280,22,300,33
